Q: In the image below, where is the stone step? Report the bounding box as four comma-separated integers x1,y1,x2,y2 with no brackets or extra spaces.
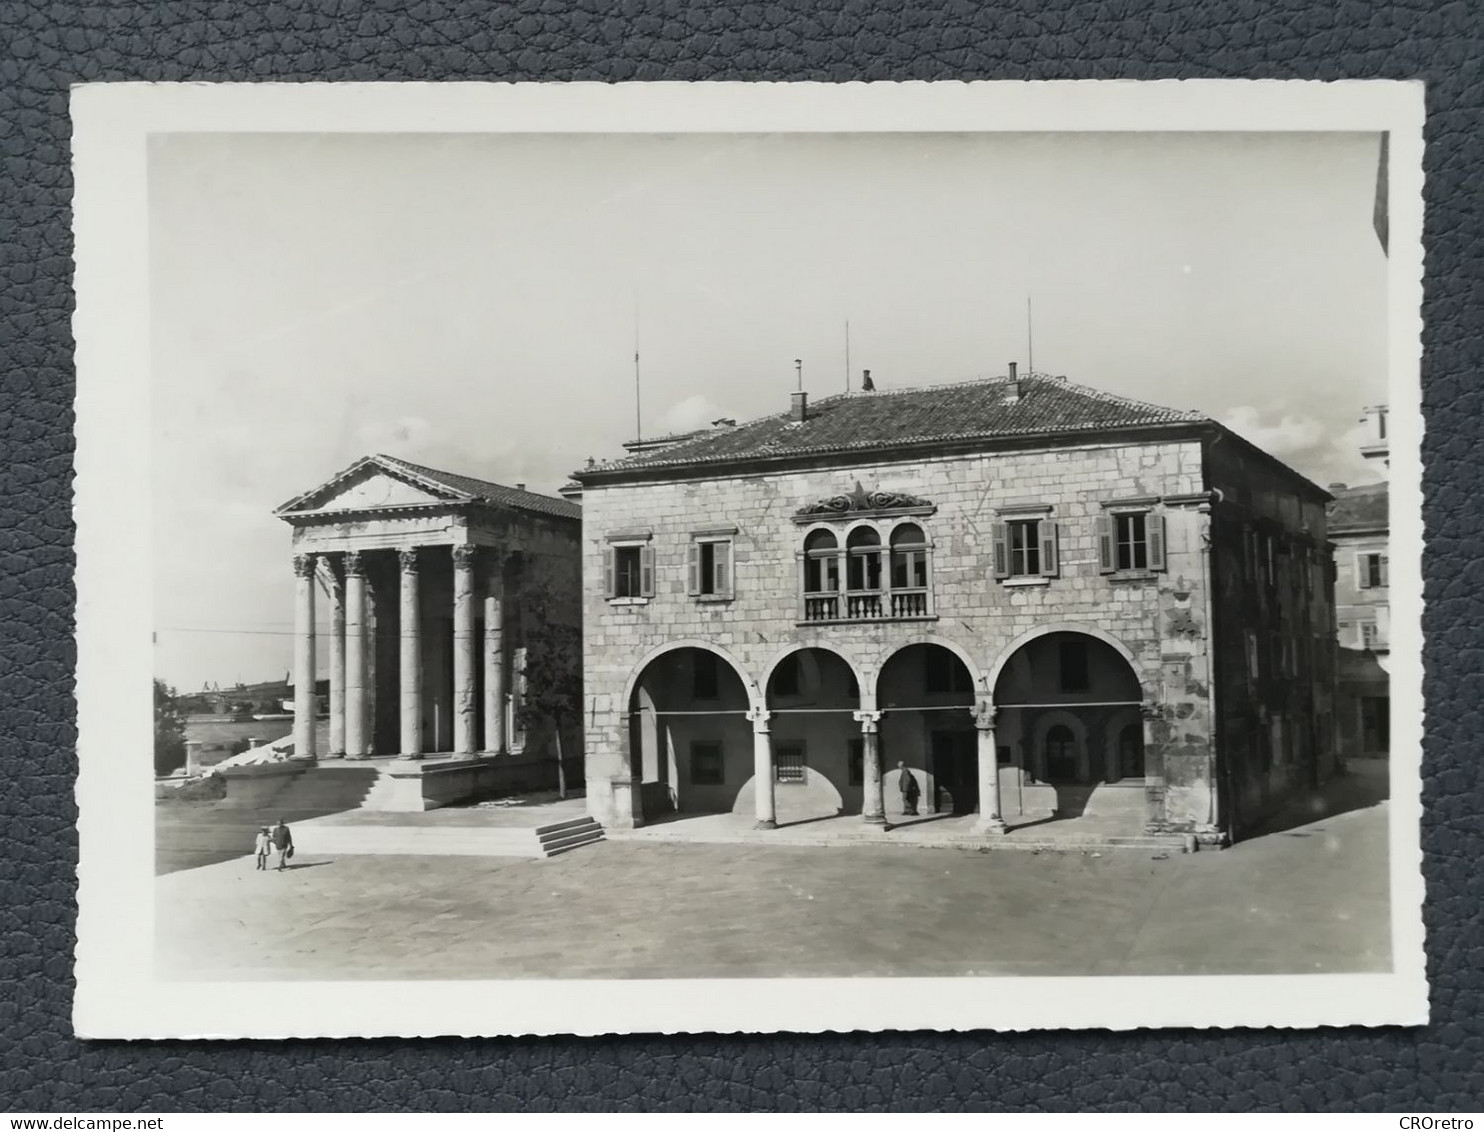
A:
535,817,602,841
542,829,605,857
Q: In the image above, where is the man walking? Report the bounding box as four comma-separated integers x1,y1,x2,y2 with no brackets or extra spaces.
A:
270,818,294,871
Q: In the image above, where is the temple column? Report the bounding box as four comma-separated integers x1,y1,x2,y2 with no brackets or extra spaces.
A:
854,709,886,825
291,553,318,762
452,543,478,757
1141,701,1168,833
974,701,1006,833
483,554,506,755
398,548,423,759
343,550,368,758
326,562,346,759
749,706,776,829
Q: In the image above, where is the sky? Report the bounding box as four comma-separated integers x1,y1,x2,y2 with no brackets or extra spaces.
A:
149,129,1389,691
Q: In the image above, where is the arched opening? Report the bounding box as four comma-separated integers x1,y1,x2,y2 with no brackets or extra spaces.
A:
991,629,1146,827
889,523,930,617
627,646,752,820
878,642,978,818
845,526,883,618
801,529,841,622
762,647,862,824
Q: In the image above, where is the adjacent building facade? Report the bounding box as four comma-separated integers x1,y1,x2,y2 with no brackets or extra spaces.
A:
1330,405,1391,759
571,370,1338,844
275,454,582,809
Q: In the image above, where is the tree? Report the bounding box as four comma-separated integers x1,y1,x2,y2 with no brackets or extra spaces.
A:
154,678,189,776
516,572,583,798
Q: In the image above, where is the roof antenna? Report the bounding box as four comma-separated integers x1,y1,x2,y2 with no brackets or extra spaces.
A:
633,297,642,443
1026,294,1034,378
794,358,803,392
844,320,851,393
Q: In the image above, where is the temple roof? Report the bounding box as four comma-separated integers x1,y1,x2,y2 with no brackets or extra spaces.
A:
574,374,1207,480
276,454,581,522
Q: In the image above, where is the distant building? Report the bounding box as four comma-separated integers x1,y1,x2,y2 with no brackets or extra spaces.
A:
571,369,1339,845
1330,405,1390,759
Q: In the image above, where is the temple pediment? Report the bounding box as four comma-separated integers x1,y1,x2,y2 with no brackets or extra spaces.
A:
277,458,464,517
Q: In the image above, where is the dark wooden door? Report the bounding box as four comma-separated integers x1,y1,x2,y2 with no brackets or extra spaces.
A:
930,730,979,814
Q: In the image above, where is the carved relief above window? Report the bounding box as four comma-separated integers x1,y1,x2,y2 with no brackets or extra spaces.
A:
793,480,936,522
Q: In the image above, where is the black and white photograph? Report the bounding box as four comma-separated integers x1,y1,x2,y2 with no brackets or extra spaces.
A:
72,81,1426,1037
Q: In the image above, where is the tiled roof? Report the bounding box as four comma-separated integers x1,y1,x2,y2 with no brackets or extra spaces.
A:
375,455,582,520
577,375,1206,478
1328,481,1388,533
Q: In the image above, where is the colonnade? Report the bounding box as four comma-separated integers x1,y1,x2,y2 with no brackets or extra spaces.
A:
291,544,509,761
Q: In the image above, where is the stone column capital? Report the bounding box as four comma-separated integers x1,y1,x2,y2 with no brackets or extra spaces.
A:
852,709,882,733
452,543,478,569
343,550,365,577
292,552,316,578
746,706,771,731
398,546,421,573
1140,702,1163,722
973,700,998,730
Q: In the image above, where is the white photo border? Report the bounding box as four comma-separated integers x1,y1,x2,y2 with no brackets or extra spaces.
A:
72,80,1427,1038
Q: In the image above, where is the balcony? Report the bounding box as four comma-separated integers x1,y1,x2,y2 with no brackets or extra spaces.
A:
801,587,934,624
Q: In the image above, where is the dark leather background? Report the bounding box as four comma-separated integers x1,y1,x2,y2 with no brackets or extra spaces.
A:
2,0,1480,1112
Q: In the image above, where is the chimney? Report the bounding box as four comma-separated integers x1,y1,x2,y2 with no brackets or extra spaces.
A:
1004,361,1022,404
790,391,809,422
515,482,526,492
861,369,875,392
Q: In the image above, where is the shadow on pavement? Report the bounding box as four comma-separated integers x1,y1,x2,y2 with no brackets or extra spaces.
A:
1245,758,1391,839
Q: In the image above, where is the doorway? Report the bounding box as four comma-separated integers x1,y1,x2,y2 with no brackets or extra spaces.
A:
930,730,978,815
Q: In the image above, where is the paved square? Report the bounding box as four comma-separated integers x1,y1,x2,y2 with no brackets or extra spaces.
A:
156,788,1390,981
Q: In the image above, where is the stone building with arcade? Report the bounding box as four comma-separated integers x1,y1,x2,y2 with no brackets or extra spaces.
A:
569,368,1338,845
273,454,582,810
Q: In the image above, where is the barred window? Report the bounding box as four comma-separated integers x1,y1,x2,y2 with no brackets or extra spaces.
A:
775,744,806,783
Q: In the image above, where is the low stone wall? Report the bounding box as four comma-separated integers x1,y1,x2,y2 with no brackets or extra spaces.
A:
217,761,309,808
372,752,572,812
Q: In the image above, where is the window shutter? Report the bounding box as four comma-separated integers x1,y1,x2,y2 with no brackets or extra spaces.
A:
639,544,655,597
714,540,732,597
1040,522,1060,578
1096,513,1115,574
604,547,617,598
1379,554,1389,587
1148,513,1167,571
686,541,700,596
1356,554,1371,590
992,522,1009,580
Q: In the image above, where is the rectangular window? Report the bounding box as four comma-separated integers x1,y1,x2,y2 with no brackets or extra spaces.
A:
691,741,724,785
1116,512,1147,571
1360,621,1380,649
1360,697,1390,753
688,535,735,600
775,744,806,783
606,541,655,600
692,651,719,701
805,553,839,594
1059,640,1090,692
891,547,928,589
1007,519,1041,576
848,739,863,786
1360,552,1389,589
847,547,882,591
994,512,1057,579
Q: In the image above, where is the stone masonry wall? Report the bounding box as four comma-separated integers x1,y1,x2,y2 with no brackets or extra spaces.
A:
581,437,1221,831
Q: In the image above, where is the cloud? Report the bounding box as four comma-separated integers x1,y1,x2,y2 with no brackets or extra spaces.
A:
657,395,729,436
355,415,434,453
1219,406,1379,488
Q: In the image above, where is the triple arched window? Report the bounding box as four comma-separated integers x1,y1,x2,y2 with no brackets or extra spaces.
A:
800,521,933,623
